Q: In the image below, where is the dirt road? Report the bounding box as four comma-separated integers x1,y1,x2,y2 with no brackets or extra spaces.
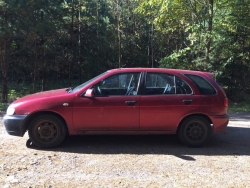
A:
0,112,250,187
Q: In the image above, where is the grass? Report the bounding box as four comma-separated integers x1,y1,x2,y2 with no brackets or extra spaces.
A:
228,97,250,112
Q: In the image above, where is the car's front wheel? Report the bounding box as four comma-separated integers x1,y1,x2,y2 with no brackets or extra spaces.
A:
28,114,67,148
178,116,212,147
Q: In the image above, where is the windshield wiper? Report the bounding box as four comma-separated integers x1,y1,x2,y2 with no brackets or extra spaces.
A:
66,87,73,93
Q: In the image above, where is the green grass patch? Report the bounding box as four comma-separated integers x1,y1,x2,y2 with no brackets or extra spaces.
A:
228,99,250,112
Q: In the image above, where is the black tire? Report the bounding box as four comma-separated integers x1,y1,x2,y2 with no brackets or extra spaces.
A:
28,114,67,148
178,116,212,147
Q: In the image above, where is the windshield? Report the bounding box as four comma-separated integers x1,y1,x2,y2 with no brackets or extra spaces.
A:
72,72,108,92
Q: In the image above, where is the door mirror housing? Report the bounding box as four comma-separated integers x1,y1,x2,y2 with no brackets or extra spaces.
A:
84,88,94,97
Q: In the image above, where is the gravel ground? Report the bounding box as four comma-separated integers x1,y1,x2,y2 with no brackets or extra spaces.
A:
0,112,250,188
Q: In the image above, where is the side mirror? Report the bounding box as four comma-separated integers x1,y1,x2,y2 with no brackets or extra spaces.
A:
84,88,94,97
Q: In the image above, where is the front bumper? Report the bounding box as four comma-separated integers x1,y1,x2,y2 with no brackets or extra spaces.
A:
3,114,28,136
209,114,229,133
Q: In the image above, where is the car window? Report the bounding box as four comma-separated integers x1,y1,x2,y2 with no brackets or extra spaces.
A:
93,73,141,96
175,76,193,94
72,72,107,92
185,74,216,95
145,73,192,95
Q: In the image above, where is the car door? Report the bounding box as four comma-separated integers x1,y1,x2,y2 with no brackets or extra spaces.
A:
73,72,142,131
140,72,200,132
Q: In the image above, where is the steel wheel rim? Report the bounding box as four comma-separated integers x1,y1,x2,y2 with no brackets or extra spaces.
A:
186,122,205,141
34,120,59,142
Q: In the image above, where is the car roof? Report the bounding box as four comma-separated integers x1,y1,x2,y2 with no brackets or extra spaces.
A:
108,68,213,78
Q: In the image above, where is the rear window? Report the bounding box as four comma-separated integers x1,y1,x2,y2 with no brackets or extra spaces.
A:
185,74,216,95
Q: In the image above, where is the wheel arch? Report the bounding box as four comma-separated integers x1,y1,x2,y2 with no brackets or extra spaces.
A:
22,111,69,136
177,114,213,134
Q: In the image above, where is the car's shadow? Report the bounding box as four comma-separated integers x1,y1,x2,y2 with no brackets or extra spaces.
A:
27,126,250,160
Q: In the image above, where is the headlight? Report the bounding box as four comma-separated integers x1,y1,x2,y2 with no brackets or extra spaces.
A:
7,107,15,115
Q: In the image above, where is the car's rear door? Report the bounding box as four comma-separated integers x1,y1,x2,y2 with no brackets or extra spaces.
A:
73,72,142,131
140,72,200,132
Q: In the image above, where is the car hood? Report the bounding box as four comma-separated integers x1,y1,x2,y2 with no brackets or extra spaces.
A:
11,88,68,105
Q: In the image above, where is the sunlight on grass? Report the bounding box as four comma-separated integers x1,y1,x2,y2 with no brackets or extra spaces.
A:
227,93,250,112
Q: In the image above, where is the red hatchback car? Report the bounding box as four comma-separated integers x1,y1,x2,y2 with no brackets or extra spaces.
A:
3,68,229,148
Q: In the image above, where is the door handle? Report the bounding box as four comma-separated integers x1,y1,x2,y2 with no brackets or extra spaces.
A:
125,101,137,106
182,100,193,104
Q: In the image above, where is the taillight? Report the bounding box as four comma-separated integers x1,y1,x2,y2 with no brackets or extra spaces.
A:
224,97,228,107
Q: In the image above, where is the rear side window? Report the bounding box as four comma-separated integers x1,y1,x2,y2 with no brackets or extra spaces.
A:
145,73,192,95
185,74,216,95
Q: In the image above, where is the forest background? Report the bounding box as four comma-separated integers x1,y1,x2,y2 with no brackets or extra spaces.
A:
0,0,249,105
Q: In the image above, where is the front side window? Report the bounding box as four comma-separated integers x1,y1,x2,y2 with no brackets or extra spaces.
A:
93,73,141,96
145,73,192,95
72,72,108,92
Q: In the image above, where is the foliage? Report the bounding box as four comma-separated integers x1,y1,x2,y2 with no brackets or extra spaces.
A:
228,94,250,112
0,0,249,102
137,0,250,102
8,89,17,102
0,102,8,112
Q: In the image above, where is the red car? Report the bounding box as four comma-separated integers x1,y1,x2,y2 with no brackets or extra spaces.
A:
3,68,229,148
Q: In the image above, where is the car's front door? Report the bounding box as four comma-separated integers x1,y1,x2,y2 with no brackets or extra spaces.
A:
73,72,141,131
140,72,200,132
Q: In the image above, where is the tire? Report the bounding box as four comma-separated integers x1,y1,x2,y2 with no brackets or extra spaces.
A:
28,114,67,148
178,116,212,147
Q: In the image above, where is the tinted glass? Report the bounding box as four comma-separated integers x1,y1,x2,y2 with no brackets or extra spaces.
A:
185,74,216,95
175,76,193,94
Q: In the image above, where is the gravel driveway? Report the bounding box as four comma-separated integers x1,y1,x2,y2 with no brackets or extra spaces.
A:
0,112,250,187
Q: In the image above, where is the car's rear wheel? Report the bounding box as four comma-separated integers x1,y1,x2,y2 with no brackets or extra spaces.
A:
178,116,212,147
28,114,67,148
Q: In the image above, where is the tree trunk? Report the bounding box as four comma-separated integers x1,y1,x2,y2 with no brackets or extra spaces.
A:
1,11,8,102
205,0,213,63
1,43,8,102
69,4,74,87
41,10,46,91
41,34,46,91
33,38,37,93
150,23,154,68
118,14,122,67
78,1,82,84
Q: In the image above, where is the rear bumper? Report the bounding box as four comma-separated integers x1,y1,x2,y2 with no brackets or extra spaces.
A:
3,114,28,136
209,114,229,133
